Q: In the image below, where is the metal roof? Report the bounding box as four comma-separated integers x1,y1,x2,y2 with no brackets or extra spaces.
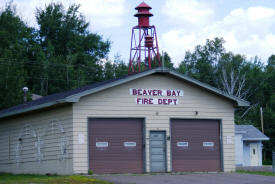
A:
134,12,153,17
235,125,269,141
135,2,152,10
0,67,250,119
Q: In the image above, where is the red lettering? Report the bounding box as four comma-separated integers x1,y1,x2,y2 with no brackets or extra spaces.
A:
173,99,177,105
168,99,172,104
138,89,142,95
132,89,137,95
158,90,162,96
148,90,152,95
172,91,176,96
167,90,171,96
143,90,147,96
177,90,181,96
153,90,158,96
144,98,148,104
158,99,162,104
149,98,153,104
136,98,141,104
163,99,167,105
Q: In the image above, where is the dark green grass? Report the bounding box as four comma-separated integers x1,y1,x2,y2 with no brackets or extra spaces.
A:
236,170,275,177
0,173,111,184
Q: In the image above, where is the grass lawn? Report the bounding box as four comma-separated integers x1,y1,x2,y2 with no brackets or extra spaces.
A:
236,170,275,177
0,173,111,184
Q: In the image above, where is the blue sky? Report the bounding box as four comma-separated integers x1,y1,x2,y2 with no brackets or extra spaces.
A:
1,0,275,65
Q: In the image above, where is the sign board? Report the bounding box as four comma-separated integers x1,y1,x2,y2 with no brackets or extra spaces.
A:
135,98,178,105
203,142,214,147
130,89,184,96
96,142,108,148
129,88,183,105
226,136,233,144
124,142,137,147
177,142,188,147
78,133,85,144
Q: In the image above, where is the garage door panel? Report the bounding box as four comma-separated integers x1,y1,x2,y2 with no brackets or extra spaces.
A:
171,119,221,172
91,160,143,173
88,118,144,174
172,160,220,172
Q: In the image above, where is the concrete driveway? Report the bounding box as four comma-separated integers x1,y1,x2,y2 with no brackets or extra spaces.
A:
96,173,275,184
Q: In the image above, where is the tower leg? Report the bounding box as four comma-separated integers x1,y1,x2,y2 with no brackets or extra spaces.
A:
138,28,141,72
129,28,135,73
153,26,161,66
129,26,161,74
148,48,151,69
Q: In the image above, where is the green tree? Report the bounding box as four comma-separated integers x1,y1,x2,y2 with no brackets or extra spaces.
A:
113,54,128,78
161,52,174,69
0,2,111,109
150,52,174,69
177,37,275,159
0,3,30,109
216,53,248,99
179,38,225,86
103,54,128,80
35,3,110,94
261,55,275,159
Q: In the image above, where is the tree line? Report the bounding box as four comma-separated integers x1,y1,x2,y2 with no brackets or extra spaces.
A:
0,2,274,160
177,38,275,161
0,2,129,109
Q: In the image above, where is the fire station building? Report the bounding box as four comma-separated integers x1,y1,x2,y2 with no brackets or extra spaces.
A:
0,68,249,174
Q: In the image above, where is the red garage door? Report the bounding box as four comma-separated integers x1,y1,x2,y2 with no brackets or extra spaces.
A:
171,119,221,172
88,118,144,174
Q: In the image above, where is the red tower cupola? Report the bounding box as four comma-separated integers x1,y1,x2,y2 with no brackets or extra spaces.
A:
129,2,161,73
134,2,153,27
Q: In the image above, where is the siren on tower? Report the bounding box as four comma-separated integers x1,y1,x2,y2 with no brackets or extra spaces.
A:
129,2,161,73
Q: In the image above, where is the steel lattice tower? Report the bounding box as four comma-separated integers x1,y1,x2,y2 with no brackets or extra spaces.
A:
129,2,161,73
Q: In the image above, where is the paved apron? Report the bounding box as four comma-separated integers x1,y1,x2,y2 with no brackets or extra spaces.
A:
96,173,275,184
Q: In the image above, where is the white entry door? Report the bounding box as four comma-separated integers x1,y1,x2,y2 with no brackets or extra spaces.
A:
250,143,259,166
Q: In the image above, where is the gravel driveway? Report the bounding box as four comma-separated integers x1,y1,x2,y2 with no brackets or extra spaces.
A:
96,173,275,184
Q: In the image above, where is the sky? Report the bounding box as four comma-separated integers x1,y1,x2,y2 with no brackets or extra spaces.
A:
1,0,275,66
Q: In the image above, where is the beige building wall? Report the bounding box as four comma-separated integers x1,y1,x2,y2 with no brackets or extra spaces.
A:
0,105,73,175
73,74,236,173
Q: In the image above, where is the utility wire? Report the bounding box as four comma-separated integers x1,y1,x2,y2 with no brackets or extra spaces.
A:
1,75,97,83
0,60,130,72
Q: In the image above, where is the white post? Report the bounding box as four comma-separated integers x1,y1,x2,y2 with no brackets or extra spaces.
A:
260,107,264,133
162,50,164,69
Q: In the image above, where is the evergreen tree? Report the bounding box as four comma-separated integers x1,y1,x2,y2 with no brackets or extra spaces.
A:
0,3,30,109
35,3,110,94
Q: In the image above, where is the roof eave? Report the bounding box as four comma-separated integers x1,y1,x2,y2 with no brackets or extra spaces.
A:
0,100,70,119
157,68,250,107
235,130,247,134
242,138,270,141
236,100,250,107
66,67,250,107
0,67,250,118
65,69,157,102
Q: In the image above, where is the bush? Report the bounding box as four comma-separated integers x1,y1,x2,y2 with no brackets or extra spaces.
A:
88,170,93,175
263,160,272,165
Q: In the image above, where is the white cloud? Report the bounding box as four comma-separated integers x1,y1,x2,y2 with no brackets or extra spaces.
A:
79,0,125,29
4,0,57,27
1,0,126,29
160,6,275,65
162,0,214,27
